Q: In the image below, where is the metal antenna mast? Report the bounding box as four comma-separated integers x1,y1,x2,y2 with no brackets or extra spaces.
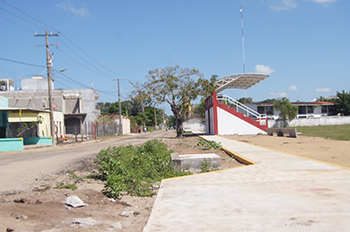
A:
240,5,245,74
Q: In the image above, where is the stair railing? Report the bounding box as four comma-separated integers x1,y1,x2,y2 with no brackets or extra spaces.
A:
217,95,267,124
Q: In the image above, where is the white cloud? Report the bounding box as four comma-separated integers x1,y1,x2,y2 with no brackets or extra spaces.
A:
270,0,298,11
270,91,288,98
288,85,298,91
311,0,337,4
316,88,331,93
57,1,90,17
171,54,179,58
254,64,276,75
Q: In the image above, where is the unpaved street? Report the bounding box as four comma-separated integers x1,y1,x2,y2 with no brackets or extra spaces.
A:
0,131,170,194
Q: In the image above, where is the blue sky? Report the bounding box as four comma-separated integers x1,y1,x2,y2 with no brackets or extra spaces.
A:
0,0,348,114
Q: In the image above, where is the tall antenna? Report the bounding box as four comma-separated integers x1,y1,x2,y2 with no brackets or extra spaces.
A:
240,5,245,74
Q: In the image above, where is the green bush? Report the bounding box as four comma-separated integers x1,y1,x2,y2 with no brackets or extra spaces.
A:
95,139,190,198
197,138,222,150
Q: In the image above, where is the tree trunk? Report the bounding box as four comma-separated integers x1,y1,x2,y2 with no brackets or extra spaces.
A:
176,117,183,137
171,106,184,138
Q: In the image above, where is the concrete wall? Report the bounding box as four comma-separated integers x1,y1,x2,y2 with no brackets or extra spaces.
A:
0,91,64,112
62,89,99,122
0,89,99,125
217,108,266,135
8,110,64,137
268,116,350,127
122,118,130,134
21,77,53,91
54,111,65,136
183,118,206,132
0,138,24,152
0,95,8,107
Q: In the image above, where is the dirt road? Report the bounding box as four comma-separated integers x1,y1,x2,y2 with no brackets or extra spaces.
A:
0,131,170,194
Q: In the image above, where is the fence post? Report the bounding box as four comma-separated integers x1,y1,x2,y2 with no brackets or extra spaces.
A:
74,125,77,142
80,121,83,142
93,123,96,140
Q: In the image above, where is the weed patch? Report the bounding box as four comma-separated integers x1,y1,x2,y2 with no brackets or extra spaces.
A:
197,138,222,150
199,159,219,173
56,181,77,190
94,139,191,198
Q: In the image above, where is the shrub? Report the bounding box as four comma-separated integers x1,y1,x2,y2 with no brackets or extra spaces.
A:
95,139,190,198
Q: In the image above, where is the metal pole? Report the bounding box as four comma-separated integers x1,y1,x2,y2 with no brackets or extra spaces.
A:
240,6,245,74
118,78,123,135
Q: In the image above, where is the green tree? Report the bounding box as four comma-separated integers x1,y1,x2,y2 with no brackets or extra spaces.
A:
273,97,298,127
199,74,218,97
133,66,208,137
193,97,206,118
335,90,350,115
238,97,253,104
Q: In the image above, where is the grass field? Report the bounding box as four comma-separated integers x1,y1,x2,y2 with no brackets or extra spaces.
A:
295,124,350,141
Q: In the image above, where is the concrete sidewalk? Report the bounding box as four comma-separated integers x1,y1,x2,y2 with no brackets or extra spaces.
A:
144,135,350,232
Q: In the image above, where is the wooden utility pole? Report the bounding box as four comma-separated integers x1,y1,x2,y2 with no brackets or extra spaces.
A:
35,31,59,146
154,104,157,129
111,78,123,135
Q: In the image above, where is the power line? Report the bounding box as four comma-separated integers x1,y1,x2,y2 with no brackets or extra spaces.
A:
57,38,113,79
0,6,46,31
0,57,45,68
1,0,59,32
0,15,33,32
60,33,126,78
1,0,127,81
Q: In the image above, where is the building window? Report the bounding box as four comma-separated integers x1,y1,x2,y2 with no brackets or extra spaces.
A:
298,106,306,115
257,106,265,114
266,106,274,115
307,106,313,114
321,106,328,114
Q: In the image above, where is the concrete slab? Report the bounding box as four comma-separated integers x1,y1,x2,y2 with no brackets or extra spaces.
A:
144,135,350,232
171,152,221,172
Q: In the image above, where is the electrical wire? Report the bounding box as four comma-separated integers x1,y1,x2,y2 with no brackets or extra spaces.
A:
1,0,129,100
0,6,46,31
0,57,45,68
0,15,33,32
1,0,59,32
57,38,113,79
59,33,126,78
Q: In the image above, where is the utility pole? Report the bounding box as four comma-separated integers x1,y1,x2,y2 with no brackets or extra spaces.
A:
35,31,59,146
154,104,157,129
111,78,124,135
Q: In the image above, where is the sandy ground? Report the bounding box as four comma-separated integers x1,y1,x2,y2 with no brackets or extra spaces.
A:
3,132,347,232
225,134,350,168
0,131,242,232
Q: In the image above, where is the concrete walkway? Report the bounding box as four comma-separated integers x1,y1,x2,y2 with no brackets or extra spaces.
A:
144,135,350,232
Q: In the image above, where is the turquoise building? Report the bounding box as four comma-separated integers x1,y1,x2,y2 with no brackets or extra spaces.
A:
0,95,24,152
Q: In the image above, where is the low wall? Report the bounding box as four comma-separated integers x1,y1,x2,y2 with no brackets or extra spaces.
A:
0,138,24,152
23,137,52,145
268,115,350,127
183,119,206,132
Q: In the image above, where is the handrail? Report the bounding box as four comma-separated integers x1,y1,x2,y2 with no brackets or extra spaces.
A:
217,95,266,119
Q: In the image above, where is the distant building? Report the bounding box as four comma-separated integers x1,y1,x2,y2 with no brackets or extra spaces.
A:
245,101,336,119
0,76,100,135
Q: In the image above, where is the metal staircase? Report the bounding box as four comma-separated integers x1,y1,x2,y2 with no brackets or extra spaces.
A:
217,94,267,126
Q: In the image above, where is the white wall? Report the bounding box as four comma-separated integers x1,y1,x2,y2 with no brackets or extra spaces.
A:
217,108,266,135
122,118,130,134
183,118,206,132
268,115,350,127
